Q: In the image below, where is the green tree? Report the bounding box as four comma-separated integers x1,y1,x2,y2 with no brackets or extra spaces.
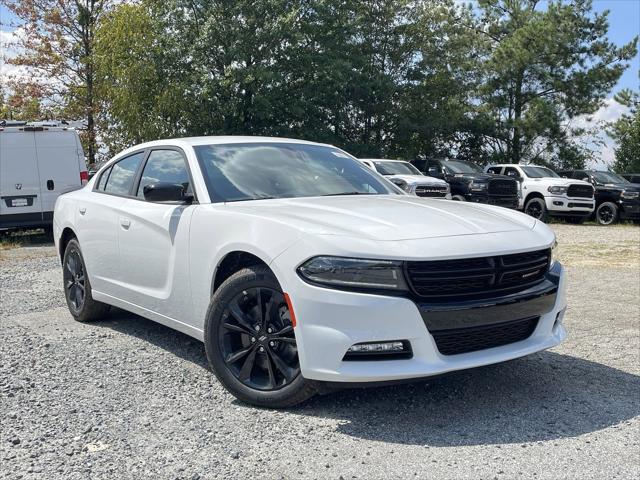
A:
474,0,637,166
608,88,640,173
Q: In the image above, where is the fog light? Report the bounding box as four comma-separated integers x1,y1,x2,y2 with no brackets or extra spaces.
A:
344,340,412,361
554,308,566,328
348,341,404,353
553,201,564,206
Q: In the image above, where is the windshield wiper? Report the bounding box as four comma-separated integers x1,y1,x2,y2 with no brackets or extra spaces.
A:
322,191,376,197
225,195,278,203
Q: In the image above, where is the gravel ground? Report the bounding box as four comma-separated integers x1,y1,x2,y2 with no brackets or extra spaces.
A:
1,224,639,479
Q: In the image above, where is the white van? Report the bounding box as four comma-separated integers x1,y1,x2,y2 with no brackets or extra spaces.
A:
0,122,88,231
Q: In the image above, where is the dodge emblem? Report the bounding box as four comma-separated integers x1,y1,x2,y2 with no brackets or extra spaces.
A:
15,183,22,190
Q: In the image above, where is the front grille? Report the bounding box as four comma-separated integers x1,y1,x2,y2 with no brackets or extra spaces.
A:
567,184,594,198
415,186,448,198
488,179,518,196
431,316,539,355
405,249,550,301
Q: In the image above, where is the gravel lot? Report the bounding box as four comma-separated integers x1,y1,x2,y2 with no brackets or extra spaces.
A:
1,224,639,479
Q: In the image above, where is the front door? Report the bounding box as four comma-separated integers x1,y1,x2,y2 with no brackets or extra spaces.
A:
115,148,197,323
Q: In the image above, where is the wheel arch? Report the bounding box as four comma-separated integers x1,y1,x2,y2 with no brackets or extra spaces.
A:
524,191,545,205
211,250,274,296
58,227,78,264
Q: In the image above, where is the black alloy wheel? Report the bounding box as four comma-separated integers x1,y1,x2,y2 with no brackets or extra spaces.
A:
596,202,618,226
64,249,86,312
219,287,299,391
524,197,548,222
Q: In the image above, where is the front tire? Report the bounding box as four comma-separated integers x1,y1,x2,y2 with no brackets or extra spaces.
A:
595,202,618,226
204,266,316,408
524,197,548,222
62,239,110,322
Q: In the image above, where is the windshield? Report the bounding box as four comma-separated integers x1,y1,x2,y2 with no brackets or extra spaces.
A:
373,161,423,176
194,143,400,202
592,171,628,184
521,166,560,178
442,161,482,174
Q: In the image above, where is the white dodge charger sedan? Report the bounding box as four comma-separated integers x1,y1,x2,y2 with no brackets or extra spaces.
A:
54,137,567,407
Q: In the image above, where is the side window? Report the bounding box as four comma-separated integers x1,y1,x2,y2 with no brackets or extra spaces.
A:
487,166,502,174
97,166,112,190
426,160,441,175
504,167,521,179
136,149,190,199
104,152,145,196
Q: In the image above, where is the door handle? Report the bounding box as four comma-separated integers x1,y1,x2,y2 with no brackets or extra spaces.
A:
79,207,87,215
120,217,131,229
47,180,54,190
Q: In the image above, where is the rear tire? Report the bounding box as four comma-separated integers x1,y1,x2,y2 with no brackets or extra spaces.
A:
595,202,618,226
204,266,316,408
62,238,110,322
524,197,548,222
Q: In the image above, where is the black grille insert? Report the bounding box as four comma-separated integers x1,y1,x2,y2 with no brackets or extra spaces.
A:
406,249,550,300
567,184,594,198
432,316,539,355
488,179,518,196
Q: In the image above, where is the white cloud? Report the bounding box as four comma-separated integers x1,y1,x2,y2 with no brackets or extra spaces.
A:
0,27,30,83
571,98,630,169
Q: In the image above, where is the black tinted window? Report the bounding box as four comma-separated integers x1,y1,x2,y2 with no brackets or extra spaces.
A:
504,167,521,179
137,150,190,198
104,152,145,196
97,167,112,190
487,167,502,174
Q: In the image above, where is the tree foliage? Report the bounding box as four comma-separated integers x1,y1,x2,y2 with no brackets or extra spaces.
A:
608,88,640,173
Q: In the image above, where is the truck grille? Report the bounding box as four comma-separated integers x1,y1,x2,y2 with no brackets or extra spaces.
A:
567,184,594,198
488,179,518,196
431,316,539,355
415,186,448,198
405,249,551,301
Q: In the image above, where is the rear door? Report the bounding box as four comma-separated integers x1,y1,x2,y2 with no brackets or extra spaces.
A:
115,148,197,321
35,130,84,219
0,129,44,227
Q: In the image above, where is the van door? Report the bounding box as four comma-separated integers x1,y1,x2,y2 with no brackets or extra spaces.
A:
35,130,84,221
0,130,44,228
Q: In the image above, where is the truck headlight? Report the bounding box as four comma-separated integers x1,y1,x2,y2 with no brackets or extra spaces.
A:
298,256,409,291
547,186,568,195
621,190,639,199
469,181,487,192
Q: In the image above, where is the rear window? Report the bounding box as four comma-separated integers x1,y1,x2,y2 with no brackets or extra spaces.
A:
104,152,145,196
97,167,111,190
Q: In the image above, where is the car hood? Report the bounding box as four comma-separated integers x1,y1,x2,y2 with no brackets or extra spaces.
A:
527,178,592,187
450,173,513,182
598,183,640,191
385,174,447,186
223,195,536,241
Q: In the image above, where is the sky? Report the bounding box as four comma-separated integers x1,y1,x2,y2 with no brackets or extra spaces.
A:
1,1,639,168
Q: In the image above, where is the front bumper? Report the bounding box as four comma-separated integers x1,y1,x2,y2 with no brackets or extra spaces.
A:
465,193,519,209
289,262,567,383
545,196,594,215
620,199,640,220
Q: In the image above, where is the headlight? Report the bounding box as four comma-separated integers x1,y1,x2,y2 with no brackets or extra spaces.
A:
621,190,639,199
297,256,409,291
550,239,558,267
547,186,568,195
469,181,487,192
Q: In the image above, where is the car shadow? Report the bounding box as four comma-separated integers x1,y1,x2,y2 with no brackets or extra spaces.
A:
96,309,639,447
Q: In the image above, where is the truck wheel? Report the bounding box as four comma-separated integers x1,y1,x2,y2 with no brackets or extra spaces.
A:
595,202,618,226
524,198,548,222
451,195,466,201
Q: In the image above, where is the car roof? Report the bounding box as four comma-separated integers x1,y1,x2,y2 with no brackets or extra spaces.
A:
111,136,336,160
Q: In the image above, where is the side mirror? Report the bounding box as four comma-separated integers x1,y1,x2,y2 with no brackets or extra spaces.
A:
581,177,590,182
143,182,193,203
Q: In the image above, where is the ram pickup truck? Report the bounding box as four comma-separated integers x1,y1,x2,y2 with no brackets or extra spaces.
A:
485,164,595,223
411,158,519,209
559,170,640,225
359,158,451,198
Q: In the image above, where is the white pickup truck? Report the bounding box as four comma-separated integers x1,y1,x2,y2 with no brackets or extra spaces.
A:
484,164,595,222
359,158,451,199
